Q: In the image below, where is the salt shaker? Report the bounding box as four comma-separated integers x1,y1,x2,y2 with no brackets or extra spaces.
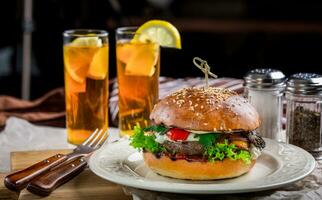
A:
244,69,286,142
285,73,322,159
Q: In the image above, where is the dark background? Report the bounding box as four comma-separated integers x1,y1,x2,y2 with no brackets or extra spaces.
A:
1,0,322,99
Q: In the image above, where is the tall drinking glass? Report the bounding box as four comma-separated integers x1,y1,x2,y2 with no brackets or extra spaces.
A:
63,30,109,145
116,27,160,136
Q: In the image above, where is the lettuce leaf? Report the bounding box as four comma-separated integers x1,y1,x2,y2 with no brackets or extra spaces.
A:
130,126,252,164
205,140,252,164
130,126,164,153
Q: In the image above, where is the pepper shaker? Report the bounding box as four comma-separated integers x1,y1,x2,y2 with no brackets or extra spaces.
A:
285,73,322,159
244,69,286,142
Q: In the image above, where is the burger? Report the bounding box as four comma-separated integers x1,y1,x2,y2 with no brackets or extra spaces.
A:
130,87,265,180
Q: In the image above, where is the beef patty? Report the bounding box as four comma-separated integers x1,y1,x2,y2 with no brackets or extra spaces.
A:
162,133,252,156
163,141,204,155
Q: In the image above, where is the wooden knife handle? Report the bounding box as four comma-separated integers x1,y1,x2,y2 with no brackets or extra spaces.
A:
4,154,67,191
26,157,87,196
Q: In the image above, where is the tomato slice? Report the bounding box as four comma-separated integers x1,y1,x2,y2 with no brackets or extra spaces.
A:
167,128,190,141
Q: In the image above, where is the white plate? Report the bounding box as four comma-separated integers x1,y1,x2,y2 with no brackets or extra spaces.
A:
89,138,316,194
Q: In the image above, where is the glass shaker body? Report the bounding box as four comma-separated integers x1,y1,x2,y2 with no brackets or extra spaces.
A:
244,68,286,142
244,87,285,142
286,93,322,159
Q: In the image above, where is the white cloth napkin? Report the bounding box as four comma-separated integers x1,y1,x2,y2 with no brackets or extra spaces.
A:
0,117,71,172
0,117,118,173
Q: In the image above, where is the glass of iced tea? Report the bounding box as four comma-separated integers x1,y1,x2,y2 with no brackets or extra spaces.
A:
63,30,109,145
116,27,160,136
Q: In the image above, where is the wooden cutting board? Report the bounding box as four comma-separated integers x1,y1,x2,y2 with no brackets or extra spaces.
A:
0,149,131,200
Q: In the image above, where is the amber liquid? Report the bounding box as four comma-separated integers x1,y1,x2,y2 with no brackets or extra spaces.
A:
64,44,109,144
116,41,159,136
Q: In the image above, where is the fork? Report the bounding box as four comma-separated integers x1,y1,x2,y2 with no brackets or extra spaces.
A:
4,128,108,192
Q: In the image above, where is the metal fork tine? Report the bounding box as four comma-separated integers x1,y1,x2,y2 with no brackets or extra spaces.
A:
94,130,108,148
82,129,98,146
88,129,103,147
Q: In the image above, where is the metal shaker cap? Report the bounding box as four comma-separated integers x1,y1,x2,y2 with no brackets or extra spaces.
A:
286,73,322,95
244,68,286,89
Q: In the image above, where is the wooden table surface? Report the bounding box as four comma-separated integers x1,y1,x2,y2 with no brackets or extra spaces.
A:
0,149,131,200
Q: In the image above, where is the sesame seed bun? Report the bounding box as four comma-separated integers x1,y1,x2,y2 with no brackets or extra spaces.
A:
150,87,260,132
143,152,256,180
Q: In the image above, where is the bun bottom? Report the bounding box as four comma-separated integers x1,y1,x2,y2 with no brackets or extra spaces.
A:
143,152,255,180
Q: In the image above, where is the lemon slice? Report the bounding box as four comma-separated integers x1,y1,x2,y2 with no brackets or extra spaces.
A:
134,20,181,49
71,37,102,47
122,20,180,77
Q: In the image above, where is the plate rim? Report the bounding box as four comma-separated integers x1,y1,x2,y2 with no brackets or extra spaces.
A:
89,138,316,194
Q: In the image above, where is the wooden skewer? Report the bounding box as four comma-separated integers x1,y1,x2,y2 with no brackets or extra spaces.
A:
193,57,218,88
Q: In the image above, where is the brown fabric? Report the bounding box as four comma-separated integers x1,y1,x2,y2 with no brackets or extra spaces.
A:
0,88,66,127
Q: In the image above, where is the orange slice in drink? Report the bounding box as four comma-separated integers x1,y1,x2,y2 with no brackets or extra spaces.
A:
87,45,108,80
117,43,136,64
65,71,86,93
124,42,159,77
64,37,102,83
64,46,93,83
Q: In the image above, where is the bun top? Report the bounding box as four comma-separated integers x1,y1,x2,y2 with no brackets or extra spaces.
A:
150,87,260,132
